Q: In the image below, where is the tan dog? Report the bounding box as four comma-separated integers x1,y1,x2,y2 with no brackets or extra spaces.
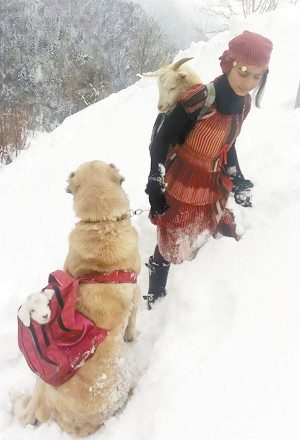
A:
11,160,141,437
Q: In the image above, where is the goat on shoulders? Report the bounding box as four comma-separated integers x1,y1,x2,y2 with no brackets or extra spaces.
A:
143,55,201,113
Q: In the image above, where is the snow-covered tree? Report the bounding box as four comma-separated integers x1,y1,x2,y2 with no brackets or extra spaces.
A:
0,0,176,130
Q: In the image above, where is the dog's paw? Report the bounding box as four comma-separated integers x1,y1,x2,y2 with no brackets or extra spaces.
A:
9,391,24,406
10,392,37,425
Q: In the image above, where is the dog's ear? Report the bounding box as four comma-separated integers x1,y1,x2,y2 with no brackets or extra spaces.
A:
18,303,31,327
66,171,80,194
43,289,55,301
109,163,125,185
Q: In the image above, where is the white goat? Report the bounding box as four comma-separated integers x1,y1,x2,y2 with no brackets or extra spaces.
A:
143,55,201,113
18,289,55,327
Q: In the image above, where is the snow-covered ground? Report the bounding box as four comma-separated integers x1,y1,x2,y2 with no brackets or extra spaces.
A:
0,5,299,440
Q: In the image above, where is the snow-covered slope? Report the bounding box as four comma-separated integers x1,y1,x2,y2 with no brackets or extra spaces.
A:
0,6,299,440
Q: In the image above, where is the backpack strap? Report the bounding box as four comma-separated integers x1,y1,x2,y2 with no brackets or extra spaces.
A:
79,270,137,284
197,82,215,121
176,83,216,147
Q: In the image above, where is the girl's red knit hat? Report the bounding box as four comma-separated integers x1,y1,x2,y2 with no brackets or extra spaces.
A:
219,31,273,73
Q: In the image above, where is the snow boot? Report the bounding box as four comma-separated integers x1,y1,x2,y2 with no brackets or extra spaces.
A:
143,256,170,310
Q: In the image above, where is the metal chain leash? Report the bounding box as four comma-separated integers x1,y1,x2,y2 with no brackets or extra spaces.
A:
129,209,150,217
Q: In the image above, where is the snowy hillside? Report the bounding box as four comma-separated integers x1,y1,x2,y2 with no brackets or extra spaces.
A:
0,5,299,440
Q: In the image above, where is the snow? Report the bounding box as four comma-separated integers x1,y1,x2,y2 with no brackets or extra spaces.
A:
1,5,300,440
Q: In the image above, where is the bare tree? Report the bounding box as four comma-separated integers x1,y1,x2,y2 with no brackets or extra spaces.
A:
194,0,298,31
63,55,112,115
130,15,177,75
0,102,34,165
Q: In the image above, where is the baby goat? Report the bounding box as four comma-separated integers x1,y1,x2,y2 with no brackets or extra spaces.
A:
18,289,55,326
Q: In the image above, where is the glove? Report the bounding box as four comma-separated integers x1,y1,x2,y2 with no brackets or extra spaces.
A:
233,180,254,207
226,166,254,208
145,176,169,218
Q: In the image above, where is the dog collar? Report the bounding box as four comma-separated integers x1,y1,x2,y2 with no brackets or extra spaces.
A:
84,213,130,223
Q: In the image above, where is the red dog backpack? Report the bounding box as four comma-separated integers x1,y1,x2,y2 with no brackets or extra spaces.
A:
18,270,110,387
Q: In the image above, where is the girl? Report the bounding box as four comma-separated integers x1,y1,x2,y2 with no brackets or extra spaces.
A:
145,31,273,309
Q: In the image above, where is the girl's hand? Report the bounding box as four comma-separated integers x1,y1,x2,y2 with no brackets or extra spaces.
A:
145,176,169,217
234,181,253,207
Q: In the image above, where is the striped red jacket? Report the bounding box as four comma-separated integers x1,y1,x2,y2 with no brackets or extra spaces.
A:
165,83,251,205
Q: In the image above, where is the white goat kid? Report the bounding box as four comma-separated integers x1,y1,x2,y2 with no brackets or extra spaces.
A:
143,55,201,113
18,289,55,326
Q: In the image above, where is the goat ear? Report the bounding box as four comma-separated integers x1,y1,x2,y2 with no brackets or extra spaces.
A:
178,72,188,80
43,289,55,301
18,304,31,327
142,70,160,77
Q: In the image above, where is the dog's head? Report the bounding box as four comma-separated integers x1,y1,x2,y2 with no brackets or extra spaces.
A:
66,161,129,221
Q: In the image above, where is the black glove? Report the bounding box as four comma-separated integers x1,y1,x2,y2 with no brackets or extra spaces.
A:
226,145,254,208
233,179,254,207
145,176,169,218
